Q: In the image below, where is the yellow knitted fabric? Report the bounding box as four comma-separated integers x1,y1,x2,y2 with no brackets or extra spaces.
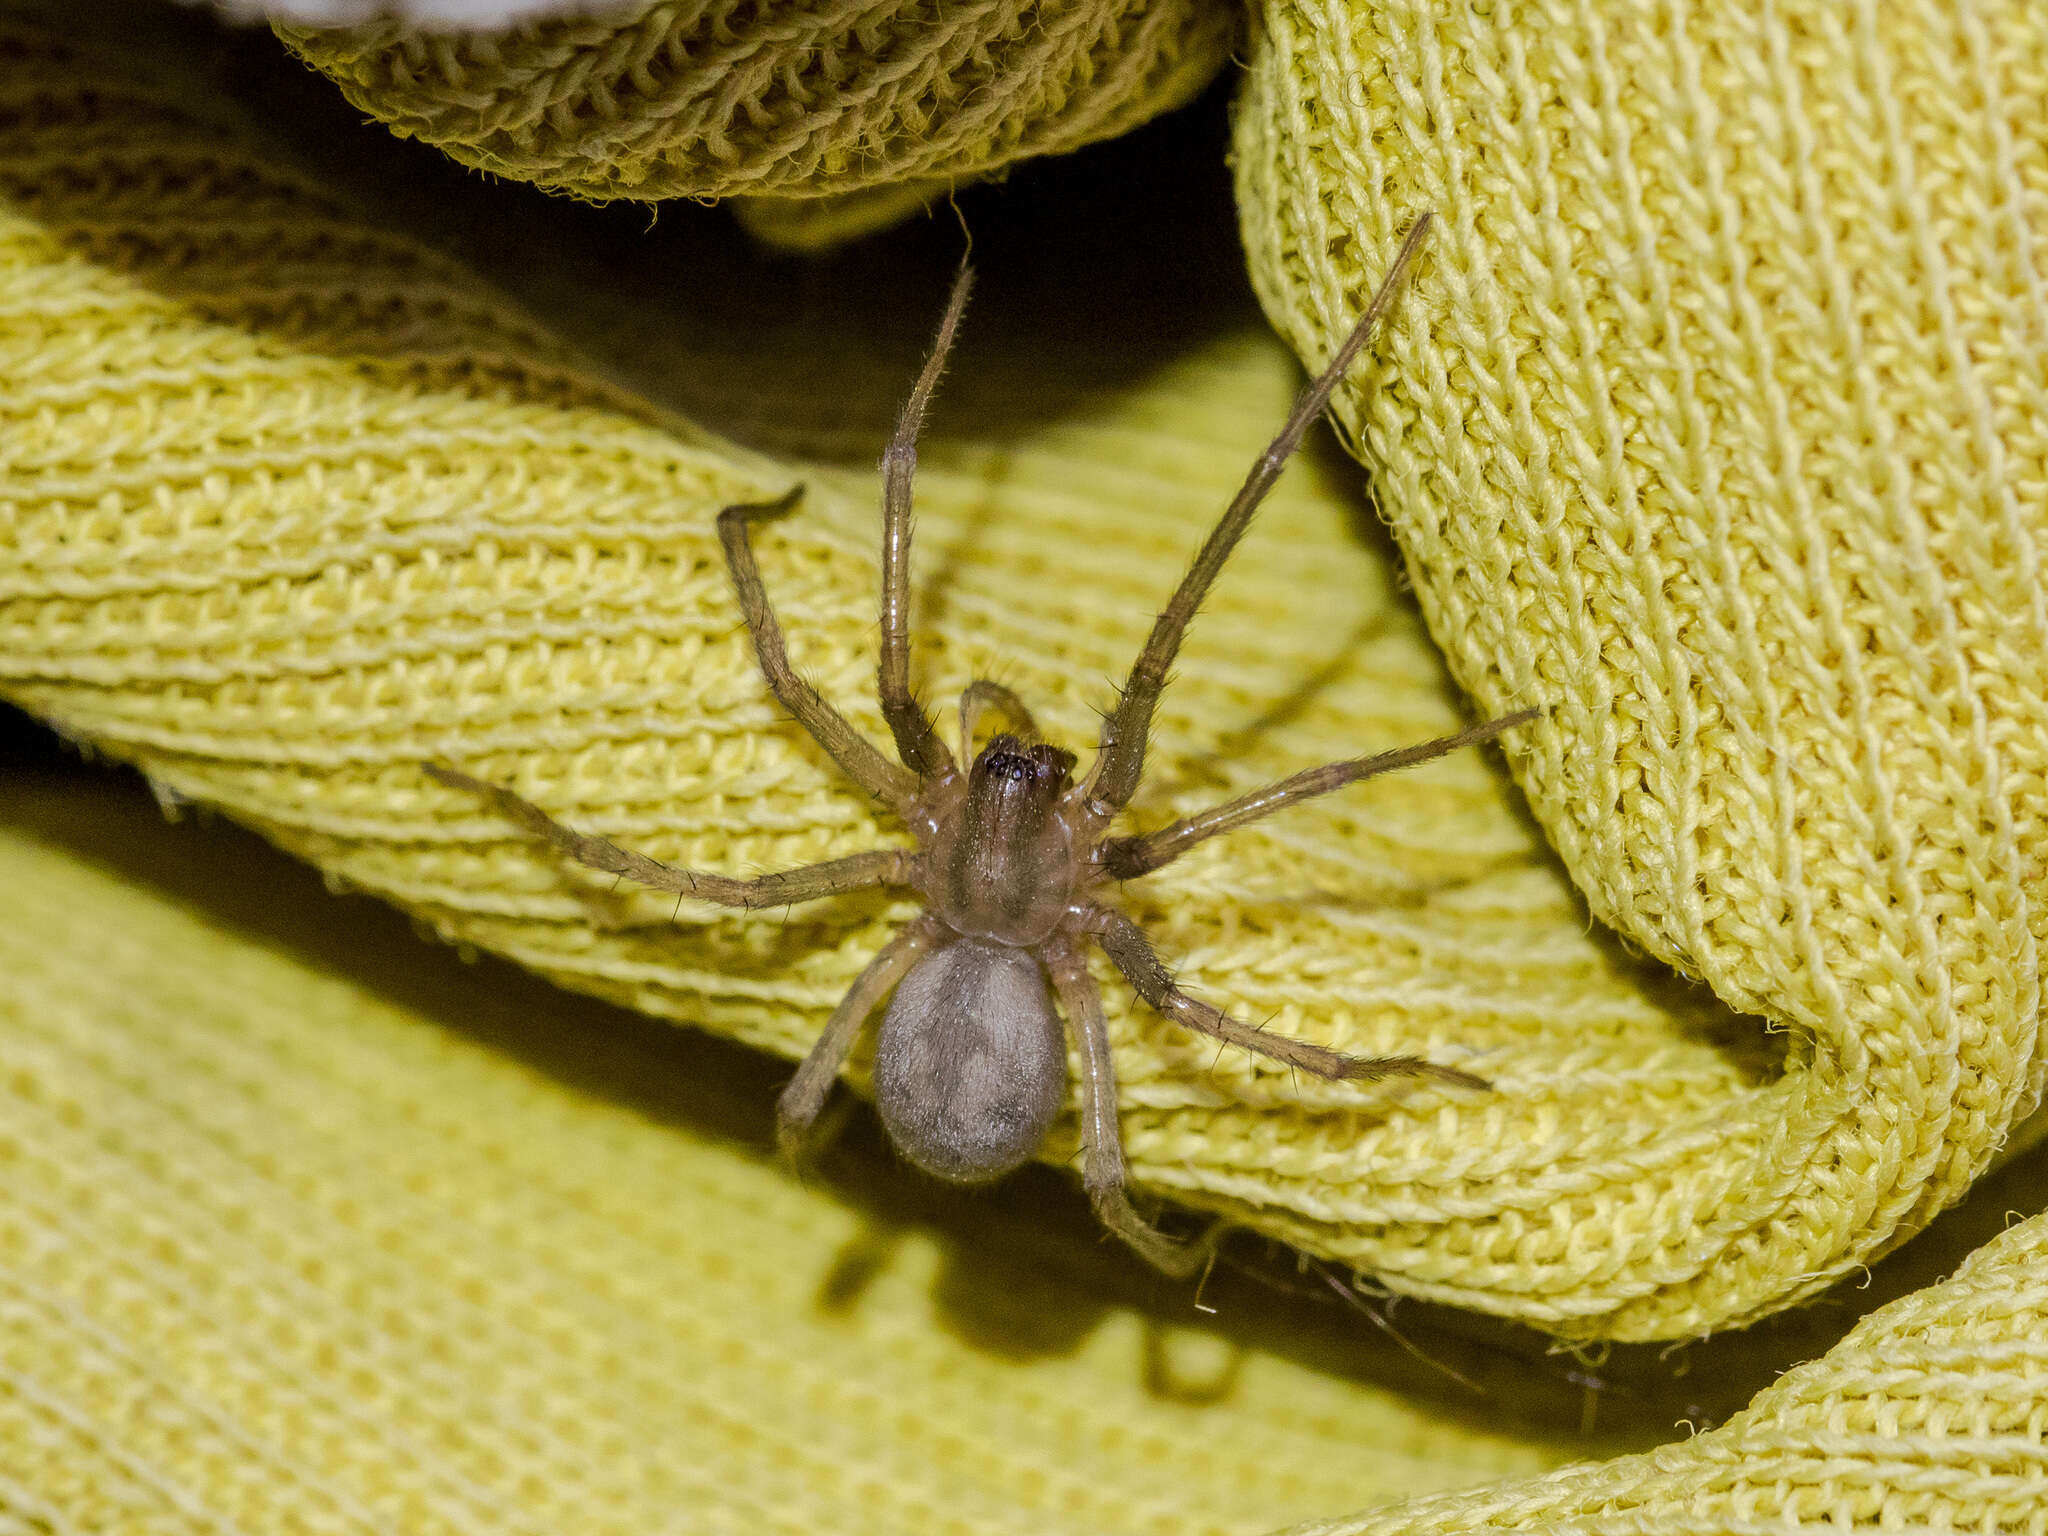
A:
277,0,1234,206
22,768,2044,1533
1237,0,2048,1339
1288,1203,2048,1536
6,6,2048,1532
1,774,1591,1534
4,13,1737,1341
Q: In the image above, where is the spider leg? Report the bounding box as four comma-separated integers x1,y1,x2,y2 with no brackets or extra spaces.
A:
1083,904,1488,1090
428,765,912,908
958,679,1040,756
777,915,947,1160
718,489,921,811
1101,707,1539,878
877,266,974,782
1084,214,1436,818
1043,939,1212,1277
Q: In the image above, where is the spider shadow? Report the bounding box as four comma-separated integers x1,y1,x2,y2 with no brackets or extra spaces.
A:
9,722,2036,1464
0,722,1615,1457
578,861,908,979
12,12,1301,833
1158,832,1783,1089
897,462,1022,719
1128,607,1403,809
6,8,1817,1446
1110,426,1493,822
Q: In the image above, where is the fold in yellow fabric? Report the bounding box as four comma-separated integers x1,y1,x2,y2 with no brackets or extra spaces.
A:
1236,0,2048,1339
2,2,2047,1530
280,0,1234,206
3,21,1706,1333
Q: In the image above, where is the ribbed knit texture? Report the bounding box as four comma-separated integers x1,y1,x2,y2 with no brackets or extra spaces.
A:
0,20,1722,1335
9,773,2048,1531
278,0,1234,209
1237,0,2048,1339
0,775,1577,1535
3,2,2048,1530
1287,1204,2048,1536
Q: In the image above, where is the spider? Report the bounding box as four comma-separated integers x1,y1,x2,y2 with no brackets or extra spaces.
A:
429,212,1536,1274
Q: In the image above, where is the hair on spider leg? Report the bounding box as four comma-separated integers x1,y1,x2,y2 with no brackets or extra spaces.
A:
426,210,1543,1277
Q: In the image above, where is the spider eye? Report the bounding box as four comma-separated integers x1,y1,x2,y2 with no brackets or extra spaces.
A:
975,734,1031,784
973,736,1077,790
985,750,1031,782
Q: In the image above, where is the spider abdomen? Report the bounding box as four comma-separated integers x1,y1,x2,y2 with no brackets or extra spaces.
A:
873,939,1068,1184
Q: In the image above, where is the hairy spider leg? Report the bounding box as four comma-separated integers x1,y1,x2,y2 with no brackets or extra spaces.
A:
1101,707,1541,879
777,913,949,1159
957,679,1039,756
425,766,912,907
1084,904,1489,1091
1084,212,1438,818
1043,940,1212,1277
717,489,921,812
878,264,976,782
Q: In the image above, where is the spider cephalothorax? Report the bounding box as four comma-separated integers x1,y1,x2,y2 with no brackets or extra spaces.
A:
430,213,1536,1273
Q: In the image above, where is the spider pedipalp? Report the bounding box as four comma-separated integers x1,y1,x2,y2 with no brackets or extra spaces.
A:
431,212,1536,1275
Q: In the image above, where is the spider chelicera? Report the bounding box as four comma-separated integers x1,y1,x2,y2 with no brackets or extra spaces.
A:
430,212,1535,1274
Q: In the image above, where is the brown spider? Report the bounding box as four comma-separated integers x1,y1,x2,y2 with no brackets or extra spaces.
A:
429,212,1536,1274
